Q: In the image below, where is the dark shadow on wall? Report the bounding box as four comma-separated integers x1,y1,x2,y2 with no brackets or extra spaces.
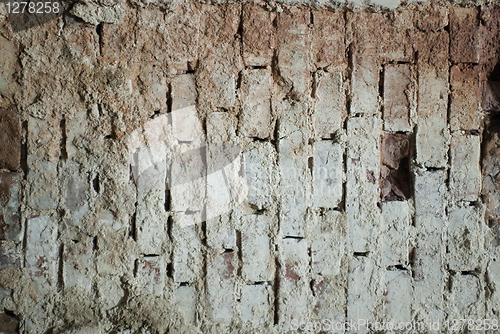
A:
481,62,500,245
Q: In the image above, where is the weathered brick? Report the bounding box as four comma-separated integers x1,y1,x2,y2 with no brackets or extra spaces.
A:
313,70,345,139
196,52,237,111
174,284,197,324
0,172,21,241
278,100,309,140
347,257,379,332
486,259,500,319
414,169,447,230
135,118,169,254
66,110,87,159
0,33,18,97
482,130,500,223
278,101,309,237
170,145,206,213
206,147,247,221
448,274,484,320
63,236,93,294
381,202,410,267
135,256,165,296
28,115,61,163
412,231,445,324
206,113,240,220
380,133,411,201
238,68,273,139
414,3,448,32
447,206,484,271
450,7,479,64
351,54,380,115
310,9,345,68
450,134,481,201
241,215,273,282
383,64,412,132
98,275,125,311
207,251,235,324
26,216,58,298
0,107,21,171
311,275,346,325
379,10,414,62
240,284,272,326
383,270,412,323
243,142,278,210
101,4,138,60
65,171,88,217
206,213,235,250
172,221,202,283
27,161,59,211
0,241,21,269
346,116,382,252
415,31,450,168
478,4,500,84
242,4,275,67
312,141,343,208
415,30,449,72
200,4,240,46
450,64,480,131
310,210,345,276
279,135,309,237
416,117,450,169
278,238,309,329
277,8,311,96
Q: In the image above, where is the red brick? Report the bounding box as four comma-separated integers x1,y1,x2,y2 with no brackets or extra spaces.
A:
242,4,275,67
380,133,411,202
450,7,479,64
0,107,21,171
450,64,480,131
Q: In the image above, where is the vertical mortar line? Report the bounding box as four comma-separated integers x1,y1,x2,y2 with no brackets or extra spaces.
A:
379,64,385,125
238,3,244,65
273,255,280,326
60,118,67,160
58,242,64,292
21,120,28,180
96,23,103,58
343,8,352,323
21,119,29,267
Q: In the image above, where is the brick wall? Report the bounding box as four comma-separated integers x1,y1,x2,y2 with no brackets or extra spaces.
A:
1,1,500,333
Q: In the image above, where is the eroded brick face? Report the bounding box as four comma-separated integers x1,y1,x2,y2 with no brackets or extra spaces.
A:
0,107,21,171
2,3,500,334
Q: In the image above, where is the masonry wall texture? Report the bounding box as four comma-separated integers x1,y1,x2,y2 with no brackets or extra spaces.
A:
1,0,500,333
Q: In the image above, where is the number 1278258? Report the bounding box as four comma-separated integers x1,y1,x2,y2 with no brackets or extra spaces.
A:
6,2,60,14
